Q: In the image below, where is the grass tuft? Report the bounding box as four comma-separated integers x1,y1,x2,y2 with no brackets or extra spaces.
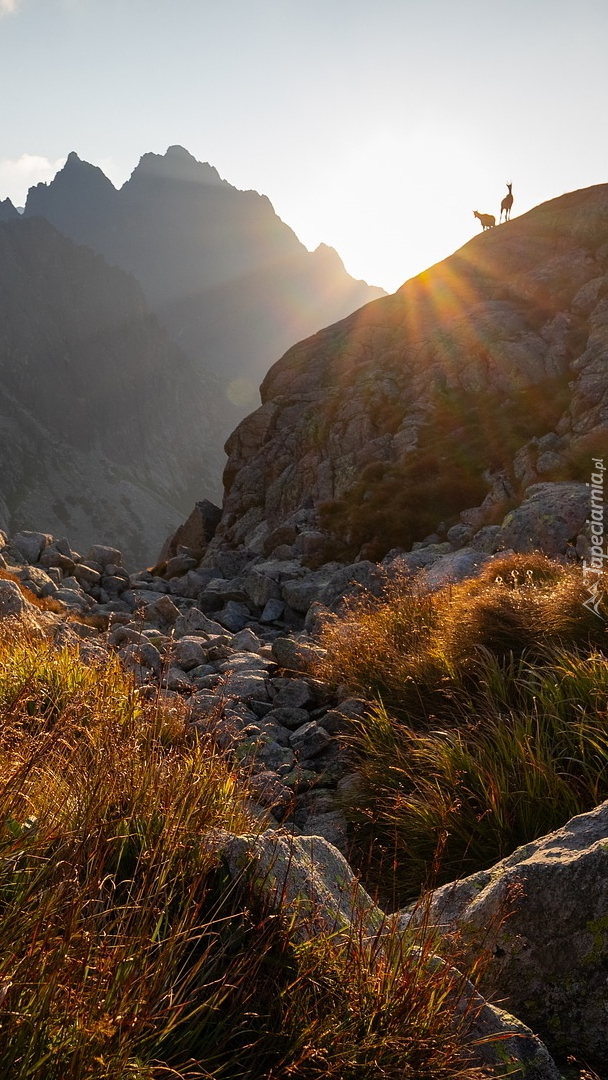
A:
316,555,608,906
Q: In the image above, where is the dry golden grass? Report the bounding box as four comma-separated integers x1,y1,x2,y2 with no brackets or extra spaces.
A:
0,620,492,1079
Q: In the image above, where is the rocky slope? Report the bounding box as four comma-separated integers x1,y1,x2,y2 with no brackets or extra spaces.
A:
0,217,224,567
212,183,608,562
24,146,385,410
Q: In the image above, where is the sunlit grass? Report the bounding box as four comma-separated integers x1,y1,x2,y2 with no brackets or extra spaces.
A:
0,622,490,1079
316,554,608,906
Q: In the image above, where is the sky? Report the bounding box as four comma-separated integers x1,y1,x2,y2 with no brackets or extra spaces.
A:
0,0,607,294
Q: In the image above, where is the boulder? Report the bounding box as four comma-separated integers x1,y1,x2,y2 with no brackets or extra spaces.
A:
0,579,26,618
157,499,222,562
397,800,608,1068
496,481,590,556
207,829,560,1076
289,721,332,758
271,636,324,673
417,547,492,590
87,544,123,568
10,530,51,564
141,594,181,628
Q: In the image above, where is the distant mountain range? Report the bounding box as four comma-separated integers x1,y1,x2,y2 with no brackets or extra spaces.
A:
17,145,384,401
0,146,384,562
0,216,224,567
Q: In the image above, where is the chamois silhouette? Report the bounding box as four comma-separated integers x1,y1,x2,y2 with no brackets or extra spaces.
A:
473,210,496,230
500,182,513,222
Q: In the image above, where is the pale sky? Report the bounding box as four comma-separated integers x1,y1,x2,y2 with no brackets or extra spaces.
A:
1,0,607,293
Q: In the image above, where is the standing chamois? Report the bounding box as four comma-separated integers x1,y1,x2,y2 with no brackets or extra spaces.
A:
500,182,513,222
473,210,496,230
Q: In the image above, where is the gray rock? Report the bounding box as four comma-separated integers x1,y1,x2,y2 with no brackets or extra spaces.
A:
247,770,293,811
496,481,590,556
235,735,295,772
0,579,26,618
54,587,93,611
10,530,51,563
215,601,251,633
231,627,263,653
468,525,502,553
168,567,219,598
262,523,297,556
172,636,208,671
220,669,270,701
271,678,314,709
216,652,271,674
289,721,332,758
397,799,608,1067
301,809,348,851
142,594,181,627
165,553,198,578
260,598,285,623
446,523,474,550
209,830,383,943
100,574,127,598
255,719,292,748
281,574,327,613
204,577,249,603
320,561,384,608
173,607,226,638
243,568,282,607
418,548,492,590
73,563,102,591
157,499,222,562
271,636,324,673
208,829,560,1076
161,666,193,692
108,625,143,648
15,565,57,598
40,548,75,574
263,706,311,730
119,643,155,680
87,544,123,568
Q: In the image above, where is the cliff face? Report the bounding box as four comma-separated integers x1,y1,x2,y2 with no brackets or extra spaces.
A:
24,147,385,398
0,217,224,566
213,184,608,559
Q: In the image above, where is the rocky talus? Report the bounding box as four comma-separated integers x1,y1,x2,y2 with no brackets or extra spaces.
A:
211,183,608,563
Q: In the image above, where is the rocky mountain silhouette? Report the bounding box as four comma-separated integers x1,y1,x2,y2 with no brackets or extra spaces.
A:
24,146,385,414
210,183,608,562
0,197,20,221
0,216,224,567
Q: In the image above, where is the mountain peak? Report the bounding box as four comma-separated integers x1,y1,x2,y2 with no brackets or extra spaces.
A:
129,146,227,189
0,197,20,222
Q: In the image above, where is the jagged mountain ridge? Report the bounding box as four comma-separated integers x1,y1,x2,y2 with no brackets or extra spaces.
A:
210,183,608,559
24,147,385,404
0,197,19,222
0,216,224,566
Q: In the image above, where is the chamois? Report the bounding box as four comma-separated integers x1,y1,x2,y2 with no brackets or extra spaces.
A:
473,210,496,231
500,182,513,222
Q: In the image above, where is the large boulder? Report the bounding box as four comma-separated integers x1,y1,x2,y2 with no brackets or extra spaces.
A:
397,800,608,1068
207,828,559,1077
157,499,222,563
495,481,589,556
